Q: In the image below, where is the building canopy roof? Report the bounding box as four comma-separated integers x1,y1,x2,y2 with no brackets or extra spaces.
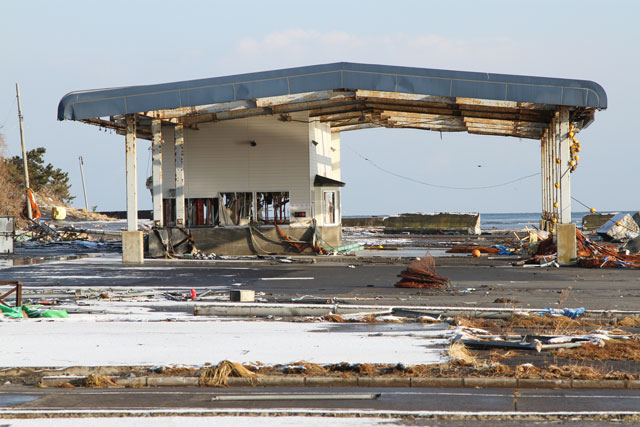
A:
58,62,606,140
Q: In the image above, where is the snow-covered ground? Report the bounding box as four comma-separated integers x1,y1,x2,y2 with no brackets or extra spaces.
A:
0,320,450,367
0,415,404,426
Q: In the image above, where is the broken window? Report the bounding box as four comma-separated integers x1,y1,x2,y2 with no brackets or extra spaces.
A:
162,198,176,227
186,198,218,227
256,192,290,224
323,190,337,225
219,192,253,226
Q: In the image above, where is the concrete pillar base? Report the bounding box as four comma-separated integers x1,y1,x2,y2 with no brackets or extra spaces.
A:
122,231,144,264
557,223,577,265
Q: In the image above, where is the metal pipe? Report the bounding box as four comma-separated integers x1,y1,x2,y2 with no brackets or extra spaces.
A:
211,393,381,401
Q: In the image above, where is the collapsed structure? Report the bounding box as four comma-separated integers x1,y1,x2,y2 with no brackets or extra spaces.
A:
57,62,607,263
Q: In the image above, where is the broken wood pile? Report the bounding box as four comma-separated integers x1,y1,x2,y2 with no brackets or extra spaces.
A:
395,253,450,289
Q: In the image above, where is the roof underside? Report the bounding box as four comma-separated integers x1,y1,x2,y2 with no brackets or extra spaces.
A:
58,62,607,140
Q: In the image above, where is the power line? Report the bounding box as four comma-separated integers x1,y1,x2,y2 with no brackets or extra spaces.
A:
571,196,593,211
344,143,541,190
0,97,16,130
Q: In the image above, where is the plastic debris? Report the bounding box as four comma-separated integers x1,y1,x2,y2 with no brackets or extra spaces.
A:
0,303,69,319
539,307,585,319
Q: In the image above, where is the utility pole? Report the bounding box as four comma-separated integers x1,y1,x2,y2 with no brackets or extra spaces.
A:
16,83,32,220
79,156,89,211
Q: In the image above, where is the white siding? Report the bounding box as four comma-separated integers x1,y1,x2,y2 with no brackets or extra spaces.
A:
330,132,341,181
308,121,341,227
160,113,312,223
161,125,176,198
309,120,333,179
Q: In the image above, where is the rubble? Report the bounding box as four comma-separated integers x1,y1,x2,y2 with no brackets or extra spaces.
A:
394,253,450,289
597,213,640,241
527,229,640,269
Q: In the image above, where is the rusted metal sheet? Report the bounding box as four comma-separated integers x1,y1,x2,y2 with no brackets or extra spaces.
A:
255,90,354,107
330,123,379,132
355,90,456,105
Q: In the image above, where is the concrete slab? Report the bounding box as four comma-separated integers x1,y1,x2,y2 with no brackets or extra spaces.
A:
557,223,577,265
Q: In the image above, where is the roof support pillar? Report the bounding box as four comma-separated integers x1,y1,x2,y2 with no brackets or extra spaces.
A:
123,115,143,264
556,108,571,225
541,108,575,264
151,120,163,227
555,108,575,264
125,115,138,232
174,123,185,226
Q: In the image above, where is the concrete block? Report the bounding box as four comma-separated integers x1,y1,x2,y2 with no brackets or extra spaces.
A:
147,377,198,387
0,215,15,255
357,377,410,387
633,212,640,228
597,213,640,241
114,377,147,387
255,376,304,387
627,380,640,389
122,231,144,264
410,377,463,388
305,377,358,387
582,213,615,232
226,378,255,387
463,377,516,388
51,206,67,220
342,217,384,227
557,223,577,265
571,380,625,389
230,290,255,302
383,212,480,235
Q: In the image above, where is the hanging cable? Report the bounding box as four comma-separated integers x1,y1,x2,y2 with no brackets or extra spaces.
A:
0,95,16,130
571,196,596,213
343,143,540,190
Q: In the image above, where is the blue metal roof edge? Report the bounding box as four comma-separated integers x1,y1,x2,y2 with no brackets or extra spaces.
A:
57,62,607,121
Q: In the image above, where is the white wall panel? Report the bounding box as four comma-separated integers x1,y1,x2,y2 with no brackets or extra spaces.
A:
161,113,311,219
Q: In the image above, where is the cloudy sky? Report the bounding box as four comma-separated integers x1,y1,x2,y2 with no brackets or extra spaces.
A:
1,0,638,215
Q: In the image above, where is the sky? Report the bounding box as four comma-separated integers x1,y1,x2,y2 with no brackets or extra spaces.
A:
1,0,638,215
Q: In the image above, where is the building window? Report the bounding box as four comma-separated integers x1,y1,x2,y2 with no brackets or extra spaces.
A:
323,190,337,225
256,192,290,224
219,192,253,226
186,198,218,227
162,198,176,227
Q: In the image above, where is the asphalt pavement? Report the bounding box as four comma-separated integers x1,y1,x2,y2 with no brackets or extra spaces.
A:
2,386,640,415
2,253,640,310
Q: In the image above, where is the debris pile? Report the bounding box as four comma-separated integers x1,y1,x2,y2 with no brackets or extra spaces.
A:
528,229,640,269
394,253,450,289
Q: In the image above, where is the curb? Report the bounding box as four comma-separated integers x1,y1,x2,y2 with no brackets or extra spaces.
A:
38,375,640,390
192,301,640,320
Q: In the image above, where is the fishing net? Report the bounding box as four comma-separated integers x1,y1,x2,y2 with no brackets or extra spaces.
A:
394,252,450,289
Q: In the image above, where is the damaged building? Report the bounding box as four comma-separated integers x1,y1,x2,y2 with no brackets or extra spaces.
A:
57,62,606,263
